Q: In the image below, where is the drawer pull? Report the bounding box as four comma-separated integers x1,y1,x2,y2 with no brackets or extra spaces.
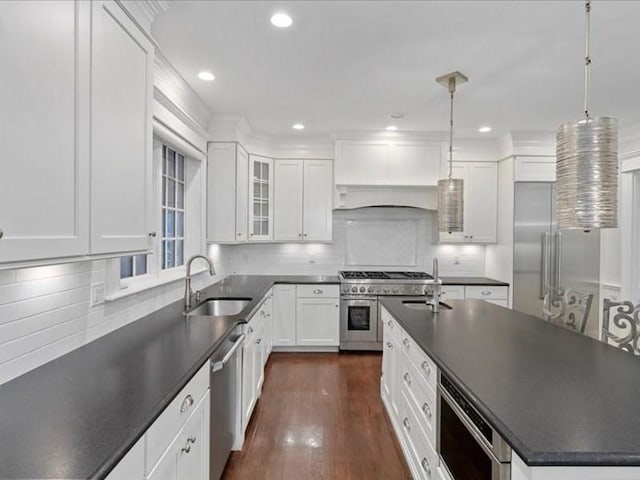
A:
403,417,411,431
403,338,410,349
386,342,393,349
256,338,262,345
313,289,323,294
248,326,254,334
421,361,432,375
421,457,431,475
481,290,492,296
387,320,392,326
188,436,197,444
181,443,191,454
422,403,432,419
180,394,194,413
403,372,411,385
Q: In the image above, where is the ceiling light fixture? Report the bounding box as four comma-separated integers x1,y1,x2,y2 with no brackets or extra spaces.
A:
478,126,492,133
556,0,618,232
386,125,398,131
436,71,468,234
389,113,406,120
197,71,215,81
292,123,305,130
270,13,293,28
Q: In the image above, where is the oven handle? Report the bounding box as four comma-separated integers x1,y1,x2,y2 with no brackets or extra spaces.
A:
438,386,505,466
340,296,378,301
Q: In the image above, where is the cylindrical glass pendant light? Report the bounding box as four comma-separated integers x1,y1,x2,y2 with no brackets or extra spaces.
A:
556,0,618,231
436,72,468,233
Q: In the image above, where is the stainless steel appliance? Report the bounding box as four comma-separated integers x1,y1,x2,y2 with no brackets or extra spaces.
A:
210,326,245,480
339,271,434,350
513,182,600,335
438,373,511,480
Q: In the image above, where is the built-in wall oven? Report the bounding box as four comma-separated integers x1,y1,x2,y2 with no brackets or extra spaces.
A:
438,373,511,480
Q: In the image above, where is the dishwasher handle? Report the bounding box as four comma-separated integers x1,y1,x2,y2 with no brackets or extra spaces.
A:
211,334,246,373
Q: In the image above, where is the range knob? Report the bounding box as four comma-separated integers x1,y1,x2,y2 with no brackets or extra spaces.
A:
351,287,358,293
359,287,366,293
367,287,373,293
413,286,420,294
392,288,399,294
383,288,390,293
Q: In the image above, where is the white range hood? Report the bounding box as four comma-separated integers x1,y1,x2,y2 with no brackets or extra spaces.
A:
334,184,438,210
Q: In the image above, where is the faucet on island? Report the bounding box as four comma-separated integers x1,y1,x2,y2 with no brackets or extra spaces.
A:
428,257,442,313
184,254,216,311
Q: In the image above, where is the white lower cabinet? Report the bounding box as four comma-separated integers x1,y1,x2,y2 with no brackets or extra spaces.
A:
440,284,509,308
296,286,340,347
273,285,297,346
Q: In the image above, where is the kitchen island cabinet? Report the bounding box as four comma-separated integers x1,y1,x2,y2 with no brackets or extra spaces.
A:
380,297,640,479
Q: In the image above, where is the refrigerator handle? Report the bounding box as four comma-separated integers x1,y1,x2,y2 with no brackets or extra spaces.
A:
555,233,562,289
541,233,550,299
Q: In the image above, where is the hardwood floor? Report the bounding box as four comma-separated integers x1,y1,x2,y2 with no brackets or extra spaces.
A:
222,352,411,480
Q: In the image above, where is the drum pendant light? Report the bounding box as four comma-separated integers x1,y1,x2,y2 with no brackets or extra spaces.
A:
556,0,618,231
436,71,468,233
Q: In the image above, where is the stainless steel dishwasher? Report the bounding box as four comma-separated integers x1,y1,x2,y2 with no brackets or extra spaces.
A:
210,325,245,480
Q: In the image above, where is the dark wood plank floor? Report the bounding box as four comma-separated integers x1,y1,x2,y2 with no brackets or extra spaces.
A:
222,352,411,480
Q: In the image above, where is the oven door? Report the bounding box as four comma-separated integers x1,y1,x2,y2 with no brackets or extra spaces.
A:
340,296,379,343
438,388,511,480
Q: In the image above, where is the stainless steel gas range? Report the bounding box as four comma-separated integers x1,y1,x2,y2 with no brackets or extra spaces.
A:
339,271,434,351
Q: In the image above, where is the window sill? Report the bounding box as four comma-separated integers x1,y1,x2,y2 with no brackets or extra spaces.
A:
106,266,210,302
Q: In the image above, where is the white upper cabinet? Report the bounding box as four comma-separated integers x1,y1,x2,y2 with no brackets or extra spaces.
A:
439,162,498,243
335,140,442,186
207,143,249,243
274,160,304,241
0,1,90,263
248,155,274,241
90,0,154,254
514,156,556,182
274,159,333,242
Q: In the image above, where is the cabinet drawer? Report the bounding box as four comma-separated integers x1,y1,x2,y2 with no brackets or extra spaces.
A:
400,390,438,480
465,285,508,300
399,350,437,447
296,284,339,298
398,332,437,393
145,362,209,474
380,307,403,340
440,285,464,300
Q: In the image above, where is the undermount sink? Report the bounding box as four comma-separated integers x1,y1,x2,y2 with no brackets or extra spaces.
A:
186,298,252,317
402,300,453,311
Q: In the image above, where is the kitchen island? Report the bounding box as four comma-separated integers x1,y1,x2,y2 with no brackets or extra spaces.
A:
379,297,640,479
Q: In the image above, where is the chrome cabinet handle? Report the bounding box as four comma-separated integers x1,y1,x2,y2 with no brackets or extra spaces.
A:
403,417,410,431
387,320,392,326
422,403,432,419
304,233,308,237
313,289,323,294
481,290,492,296
421,361,431,375
180,394,194,413
0,228,3,239
248,326,254,334
386,342,393,349
181,443,191,454
237,233,242,236
298,233,302,237
148,231,156,237
421,457,431,475
256,338,262,344
188,436,197,444
403,338,410,348
403,372,411,385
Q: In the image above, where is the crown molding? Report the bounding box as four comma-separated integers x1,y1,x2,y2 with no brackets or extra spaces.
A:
117,0,171,33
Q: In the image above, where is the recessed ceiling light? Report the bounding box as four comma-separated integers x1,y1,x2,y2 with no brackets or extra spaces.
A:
386,125,398,131
389,113,406,120
198,71,215,81
271,13,293,28
292,123,305,130
478,126,492,133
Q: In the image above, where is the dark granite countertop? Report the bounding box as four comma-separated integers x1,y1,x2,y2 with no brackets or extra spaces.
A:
440,276,509,286
0,275,338,480
380,297,640,466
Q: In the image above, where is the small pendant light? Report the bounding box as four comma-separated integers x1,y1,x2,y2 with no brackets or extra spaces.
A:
436,71,468,233
556,0,618,231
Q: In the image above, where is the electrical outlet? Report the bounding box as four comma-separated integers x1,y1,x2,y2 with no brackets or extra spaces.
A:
91,283,106,307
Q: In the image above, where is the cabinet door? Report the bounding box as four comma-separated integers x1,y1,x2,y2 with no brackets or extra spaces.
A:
0,1,90,263
235,145,249,242
303,160,333,241
274,160,303,241
296,298,340,346
273,285,297,346
254,322,266,394
248,155,274,241
382,328,393,400
241,341,256,432
466,162,497,243
90,0,153,254
207,143,237,243
176,392,210,480
437,163,467,243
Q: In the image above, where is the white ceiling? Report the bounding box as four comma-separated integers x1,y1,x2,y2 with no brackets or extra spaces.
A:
152,1,640,139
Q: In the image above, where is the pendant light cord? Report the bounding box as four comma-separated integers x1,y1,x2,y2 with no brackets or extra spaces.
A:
448,78,456,179
584,0,591,119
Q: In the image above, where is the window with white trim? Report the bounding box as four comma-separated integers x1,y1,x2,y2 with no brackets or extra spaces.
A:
161,145,186,269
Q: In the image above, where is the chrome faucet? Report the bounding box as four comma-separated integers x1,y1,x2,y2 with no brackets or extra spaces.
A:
428,257,442,313
184,254,216,311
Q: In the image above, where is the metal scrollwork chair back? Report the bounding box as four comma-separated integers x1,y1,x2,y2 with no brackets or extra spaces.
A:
542,288,593,334
602,299,640,355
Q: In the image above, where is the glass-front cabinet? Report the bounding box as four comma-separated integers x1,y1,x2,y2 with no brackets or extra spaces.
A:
248,154,274,241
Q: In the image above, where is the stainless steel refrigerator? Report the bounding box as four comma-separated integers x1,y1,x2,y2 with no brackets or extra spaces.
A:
513,183,600,336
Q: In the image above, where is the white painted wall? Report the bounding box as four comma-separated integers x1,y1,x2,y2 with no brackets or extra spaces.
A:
224,207,486,276
0,245,230,386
